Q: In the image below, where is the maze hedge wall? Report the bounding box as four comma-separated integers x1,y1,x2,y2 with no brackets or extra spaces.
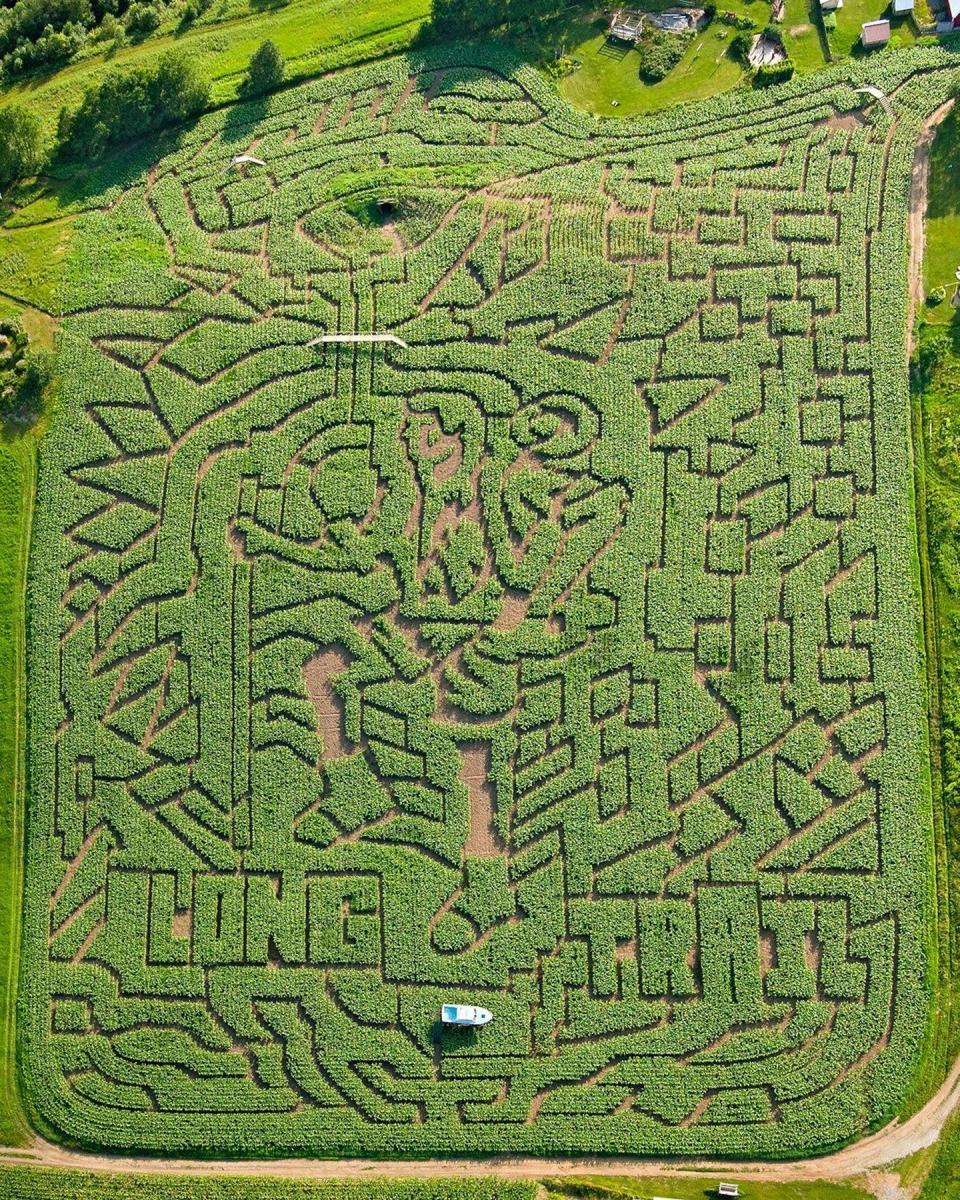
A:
20,44,959,1157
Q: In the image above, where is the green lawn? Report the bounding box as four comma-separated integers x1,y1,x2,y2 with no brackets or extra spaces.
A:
0,224,72,316
829,0,919,59
0,1166,880,1199
924,105,960,323
0,188,58,1152
780,0,830,70
558,21,747,117
915,1099,960,1197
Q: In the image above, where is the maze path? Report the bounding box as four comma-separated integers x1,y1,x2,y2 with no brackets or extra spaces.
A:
21,46,959,1157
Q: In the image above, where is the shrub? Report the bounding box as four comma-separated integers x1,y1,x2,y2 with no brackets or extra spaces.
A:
0,322,50,424
124,1,162,35
731,30,754,60
179,0,214,25
754,57,795,85
11,347,53,420
639,31,688,81
912,329,951,390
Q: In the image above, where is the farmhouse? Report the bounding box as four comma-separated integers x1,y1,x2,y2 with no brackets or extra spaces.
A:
861,17,891,44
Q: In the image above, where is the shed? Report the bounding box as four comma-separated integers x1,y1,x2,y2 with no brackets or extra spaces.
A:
609,8,644,39
892,0,913,13
861,17,891,44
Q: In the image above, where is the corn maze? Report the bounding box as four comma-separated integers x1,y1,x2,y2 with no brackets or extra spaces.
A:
20,45,959,1157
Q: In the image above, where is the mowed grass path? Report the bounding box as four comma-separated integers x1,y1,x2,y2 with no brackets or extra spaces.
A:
0,426,36,1147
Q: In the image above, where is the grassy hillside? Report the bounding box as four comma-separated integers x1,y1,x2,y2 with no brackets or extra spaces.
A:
0,0,431,145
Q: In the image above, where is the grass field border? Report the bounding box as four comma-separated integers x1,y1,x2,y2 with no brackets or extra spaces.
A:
0,429,37,1147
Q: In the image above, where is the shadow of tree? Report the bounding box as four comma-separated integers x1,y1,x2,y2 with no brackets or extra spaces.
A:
927,106,960,221
221,93,271,146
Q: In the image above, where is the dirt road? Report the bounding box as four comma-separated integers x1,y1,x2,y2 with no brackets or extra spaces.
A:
1,1041,958,1188
907,99,954,352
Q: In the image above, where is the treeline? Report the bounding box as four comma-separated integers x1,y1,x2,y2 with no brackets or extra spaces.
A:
56,48,209,157
0,49,207,183
429,0,569,36
0,0,187,82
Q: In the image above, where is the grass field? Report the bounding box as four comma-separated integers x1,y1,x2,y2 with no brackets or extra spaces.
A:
828,4,919,59
549,1176,873,1200
0,1167,880,1199
779,0,830,73
923,104,960,321
0,430,36,1147
10,39,956,1159
904,79,960,1200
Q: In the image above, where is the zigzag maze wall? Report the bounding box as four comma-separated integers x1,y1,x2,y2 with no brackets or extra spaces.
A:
20,46,959,1156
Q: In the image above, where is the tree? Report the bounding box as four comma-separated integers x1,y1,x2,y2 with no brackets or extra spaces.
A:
150,49,211,121
730,31,753,62
430,0,564,36
124,2,162,36
912,329,951,392
243,40,284,95
0,105,45,187
13,347,53,420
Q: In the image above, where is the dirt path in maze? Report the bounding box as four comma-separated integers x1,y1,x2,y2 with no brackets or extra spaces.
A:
907,99,954,354
1,1047,959,1187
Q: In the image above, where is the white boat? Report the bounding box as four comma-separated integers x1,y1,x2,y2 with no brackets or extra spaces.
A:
441,1003,493,1027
